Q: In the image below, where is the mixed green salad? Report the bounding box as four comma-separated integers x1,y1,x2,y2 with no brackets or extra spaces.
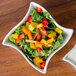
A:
9,7,64,69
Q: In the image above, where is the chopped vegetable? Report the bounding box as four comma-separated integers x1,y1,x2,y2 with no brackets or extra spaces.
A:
33,58,41,68
47,37,54,44
28,24,35,32
39,27,47,36
36,33,41,41
27,31,33,40
13,33,19,39
18,33,25,39
26,40,37,43
35,56,43,63
37,47,41,53
48,32,56,38
30,43,36,49
55,27,62,34
37,8,42,12
15,38,20,44
35,42,43,48
37,23,43,28
26,22,30,27
41,39,47,45
31,22,38,28
41,62,45,69
42,18,48,27
26,15,32,23
22,26,29,34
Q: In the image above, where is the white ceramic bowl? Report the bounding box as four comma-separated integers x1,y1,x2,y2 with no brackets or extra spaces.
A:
2,2,74,74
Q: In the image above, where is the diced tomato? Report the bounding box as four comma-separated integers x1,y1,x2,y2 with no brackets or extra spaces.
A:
18,33,25,39
26,16,32,23
37,47,41,53
15,38,20,44
41,62,45,69
39,27,47,36
42,18,48,27
36,33,41,41
37,8,42,13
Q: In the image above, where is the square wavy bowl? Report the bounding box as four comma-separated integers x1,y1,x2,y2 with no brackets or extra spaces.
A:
2,2,73,74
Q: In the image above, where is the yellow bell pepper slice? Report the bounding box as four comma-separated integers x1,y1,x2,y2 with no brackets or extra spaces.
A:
35,56,43,63
55,27,62,34
30,43,36,49
33,58,41,68
40,39,47,45
22,26,29,34
37,23,43,28
47,37,54,44
13,33,19,39
48,32,56,38
31,22,38,28
35,42,43,48
26,22,30,27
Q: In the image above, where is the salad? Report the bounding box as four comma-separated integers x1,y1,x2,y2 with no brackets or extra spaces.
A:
9,7,64,69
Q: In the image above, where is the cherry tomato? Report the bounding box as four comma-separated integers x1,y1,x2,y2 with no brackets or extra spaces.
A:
39,27,47,36
37,47,41,53
37,8,42,12
18,33,25,39
42,18,48,27
36,33,41,41
26,16,32,23
41,62,45,69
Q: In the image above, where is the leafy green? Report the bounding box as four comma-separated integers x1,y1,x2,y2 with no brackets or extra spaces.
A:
31,50,39,57
15,26,23,35
42,11,50,19
52,41,60,50
9,34,15,43
32,28,39,33
47,30,54,35
57,34,64,43
30,9,43,23
41,34,47,39
45,22,56,30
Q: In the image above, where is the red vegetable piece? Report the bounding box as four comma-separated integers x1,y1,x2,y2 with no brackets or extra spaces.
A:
37,47,41,53
18,33,25,40
26,16,32,23
36,33,41,41
37,8,42,13
42,18,48,27
41,62,45,69
39,27,47,36
15,38,20,44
